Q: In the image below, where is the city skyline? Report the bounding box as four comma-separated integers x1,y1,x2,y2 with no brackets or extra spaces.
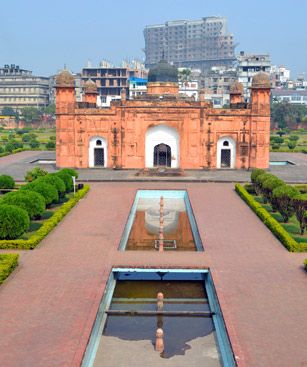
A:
1,0,306,77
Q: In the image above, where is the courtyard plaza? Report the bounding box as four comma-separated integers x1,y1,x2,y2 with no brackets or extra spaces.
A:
0,179,306,366
0,150,307,182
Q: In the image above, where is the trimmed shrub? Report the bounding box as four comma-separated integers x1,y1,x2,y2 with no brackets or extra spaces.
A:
21,182,58,206
272,143,280,150
251,169,266,184
262,177,284,208
22,134,31,142
294,184,307,194
292,194,307,235
235,184,306,252
36,174,65,197
275,137,284,144
304,259,307,272
29,140,40,149
55,171,73,192
0,254,19,284
0,204,30,239
288,141,297,150
289,135,299,141
5,143,14,152
255,173,275,197
272,185,300,222
244,183,256,194
0,175,15,189
0,191,45,219
59,168,79,179
0,146,4,154
25,167,48,182
0,185,89,249
45,141,55,149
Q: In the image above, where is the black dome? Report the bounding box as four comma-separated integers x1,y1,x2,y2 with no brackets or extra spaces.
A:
148,60,178,83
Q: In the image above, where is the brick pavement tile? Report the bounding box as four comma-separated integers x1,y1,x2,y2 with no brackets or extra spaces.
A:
0,182,306,367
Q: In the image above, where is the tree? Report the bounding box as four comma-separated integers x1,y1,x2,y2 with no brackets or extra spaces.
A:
276,130,286,137
292,194,307,235
178,68,192,83
21,107,41,124
1,107,16,116
271,101,307,129
40,104,55,116
272,185,300,222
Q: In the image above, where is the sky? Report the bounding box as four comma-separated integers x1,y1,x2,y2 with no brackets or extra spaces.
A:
1,0,307,78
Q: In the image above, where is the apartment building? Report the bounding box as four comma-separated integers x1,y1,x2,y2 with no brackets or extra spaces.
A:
144,17,235,72
82,61,147,106
0,64,49,111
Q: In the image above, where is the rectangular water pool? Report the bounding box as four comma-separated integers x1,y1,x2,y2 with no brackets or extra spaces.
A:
269,160,295,166
82,269,236,367
119,190,203,251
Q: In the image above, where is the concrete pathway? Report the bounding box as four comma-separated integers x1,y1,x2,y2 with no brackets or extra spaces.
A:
0,183,306,367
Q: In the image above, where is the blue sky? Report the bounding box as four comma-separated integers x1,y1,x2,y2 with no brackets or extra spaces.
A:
1,0,306,77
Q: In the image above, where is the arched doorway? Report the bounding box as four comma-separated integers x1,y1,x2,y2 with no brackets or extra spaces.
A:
89,137,107,168
145,125,179,168
217,137,236,169
154,143,171,167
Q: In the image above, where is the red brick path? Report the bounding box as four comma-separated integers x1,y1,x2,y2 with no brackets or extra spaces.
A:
0,183,306,367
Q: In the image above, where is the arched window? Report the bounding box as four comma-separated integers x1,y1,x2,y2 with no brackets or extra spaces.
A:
96,139,102,146
223,141,229,146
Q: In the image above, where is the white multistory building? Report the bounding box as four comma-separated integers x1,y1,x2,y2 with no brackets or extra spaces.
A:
237,52,271,98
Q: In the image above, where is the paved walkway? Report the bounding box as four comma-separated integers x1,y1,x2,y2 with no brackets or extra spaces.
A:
0,183,306,367
1,150,307,182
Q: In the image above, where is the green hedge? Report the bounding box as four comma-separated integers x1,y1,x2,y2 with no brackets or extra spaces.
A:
235,184,307,252
0,147,43,158
304,259,307,271
0,185,89,250
0,254,19,284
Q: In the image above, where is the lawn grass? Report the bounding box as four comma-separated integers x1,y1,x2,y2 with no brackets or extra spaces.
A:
270,130,307,152
0,127,55,150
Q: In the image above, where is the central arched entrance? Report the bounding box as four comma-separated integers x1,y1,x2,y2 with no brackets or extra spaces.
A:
153,143,171,167
145,125,179,168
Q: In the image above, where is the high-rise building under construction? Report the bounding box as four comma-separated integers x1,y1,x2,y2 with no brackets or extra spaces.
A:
144,17,235,72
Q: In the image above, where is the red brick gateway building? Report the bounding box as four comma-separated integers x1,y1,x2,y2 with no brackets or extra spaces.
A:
55,60,270,170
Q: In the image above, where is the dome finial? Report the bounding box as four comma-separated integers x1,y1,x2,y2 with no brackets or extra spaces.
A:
251,72,270,89
56,69,74,87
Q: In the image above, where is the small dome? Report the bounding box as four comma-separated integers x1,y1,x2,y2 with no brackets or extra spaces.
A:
56,70,74,87
84,79,98,94
230,80,243,94
252,72,271,89
148,60,178,83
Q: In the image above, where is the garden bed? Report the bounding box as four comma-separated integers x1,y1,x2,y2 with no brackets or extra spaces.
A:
235,184,307,252
0,185,89,250
0,254,19,285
